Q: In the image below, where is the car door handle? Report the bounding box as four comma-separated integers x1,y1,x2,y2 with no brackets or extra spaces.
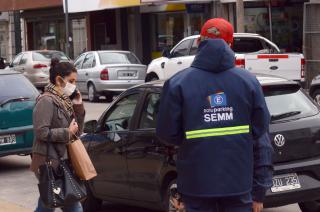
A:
85,73,88,76
177,61,182,65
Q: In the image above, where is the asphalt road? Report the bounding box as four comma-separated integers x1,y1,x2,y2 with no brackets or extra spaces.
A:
0,100,301,212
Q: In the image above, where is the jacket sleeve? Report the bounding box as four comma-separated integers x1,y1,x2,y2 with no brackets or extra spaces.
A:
33,97,69,143
156,80,184,146
251,78,271,139
73,103,86,136
252,133,274,202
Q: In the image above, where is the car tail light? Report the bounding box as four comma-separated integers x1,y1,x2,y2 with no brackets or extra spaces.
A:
235,59,245,68
100,69,109,80
301,58,305,79
33,64,48,69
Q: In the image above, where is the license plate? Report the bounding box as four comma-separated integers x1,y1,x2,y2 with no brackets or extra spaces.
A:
271,173,301,193
0,134,16,146
120,71,136,77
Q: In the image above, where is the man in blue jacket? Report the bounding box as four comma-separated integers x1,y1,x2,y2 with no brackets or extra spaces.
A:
156,18,273,212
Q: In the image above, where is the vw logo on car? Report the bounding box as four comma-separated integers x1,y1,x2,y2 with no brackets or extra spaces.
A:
274,134,286,147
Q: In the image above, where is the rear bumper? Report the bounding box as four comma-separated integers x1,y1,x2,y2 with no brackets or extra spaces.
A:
26,73,49,88
264,156,320,207
0,147,32,157
95,80,145,93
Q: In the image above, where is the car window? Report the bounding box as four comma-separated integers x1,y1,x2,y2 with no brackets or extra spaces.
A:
0,74,39,103
98,52,140,65
20,53,28,65
32,51,69,62
82,53,94,69
264,86,318,121
74,54,86,69
139,93,161,129
189,39,199,56
171,39,192,58
103,93,140,131
12,54,23,66
233,37,264,53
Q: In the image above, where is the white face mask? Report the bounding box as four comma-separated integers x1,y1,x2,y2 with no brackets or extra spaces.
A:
62,81,76,97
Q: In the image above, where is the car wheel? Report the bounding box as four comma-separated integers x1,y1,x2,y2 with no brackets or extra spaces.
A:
299,201,320,212
82,183,102,212
311,89,320,105
105,94,113,103
146,73,159,82
163,179,184,212
88,84,99,102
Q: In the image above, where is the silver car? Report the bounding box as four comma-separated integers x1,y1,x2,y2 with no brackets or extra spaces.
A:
8,50,70,89
74,51,146,102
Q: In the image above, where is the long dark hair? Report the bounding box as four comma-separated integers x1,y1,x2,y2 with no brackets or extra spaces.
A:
49,58,77,84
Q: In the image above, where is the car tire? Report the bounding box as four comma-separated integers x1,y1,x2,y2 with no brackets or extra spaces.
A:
88,83,99,102
145,73,159,82
299,201,320,212
163,179,184,212
311,89,320,105
105,94,113,103
82,183,102,212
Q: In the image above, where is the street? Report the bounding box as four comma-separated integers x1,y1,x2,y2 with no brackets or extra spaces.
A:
0,100,301,212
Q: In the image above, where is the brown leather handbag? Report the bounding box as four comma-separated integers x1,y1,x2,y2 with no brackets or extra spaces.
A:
68,138,97,181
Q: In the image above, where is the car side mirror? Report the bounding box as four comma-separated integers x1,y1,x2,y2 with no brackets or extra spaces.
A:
162,48,171,58
84,120,98,134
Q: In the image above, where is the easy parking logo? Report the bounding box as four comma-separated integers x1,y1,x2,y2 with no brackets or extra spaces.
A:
208,92,227,107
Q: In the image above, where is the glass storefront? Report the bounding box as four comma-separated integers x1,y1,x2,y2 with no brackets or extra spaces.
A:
149,4,210,59
243,0,307,53
28,18,87,59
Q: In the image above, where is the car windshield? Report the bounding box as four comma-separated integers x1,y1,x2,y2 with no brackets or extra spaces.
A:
32,51,69,62
0,74,39,103
264,86,318,121
98,52,140,65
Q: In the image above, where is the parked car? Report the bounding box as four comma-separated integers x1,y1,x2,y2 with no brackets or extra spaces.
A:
7,50,70,89
146,33,305,85
81,74,320,212
0,70,39,157
309,75,320,105
74,51,147,102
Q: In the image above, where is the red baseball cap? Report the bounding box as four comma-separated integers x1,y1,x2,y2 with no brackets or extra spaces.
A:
200,18,234,45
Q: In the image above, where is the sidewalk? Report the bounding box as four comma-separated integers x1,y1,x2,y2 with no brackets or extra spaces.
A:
0,199,32,212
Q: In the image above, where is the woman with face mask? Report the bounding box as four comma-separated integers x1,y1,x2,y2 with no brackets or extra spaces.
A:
30,59,85,212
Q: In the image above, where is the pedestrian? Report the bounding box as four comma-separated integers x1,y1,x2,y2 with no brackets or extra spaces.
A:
30,58,85,212
156,18,273,212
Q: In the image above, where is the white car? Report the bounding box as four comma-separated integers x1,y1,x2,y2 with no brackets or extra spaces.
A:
146,33,305,84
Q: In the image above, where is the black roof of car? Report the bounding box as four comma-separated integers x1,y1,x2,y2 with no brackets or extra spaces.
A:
133,74,298,90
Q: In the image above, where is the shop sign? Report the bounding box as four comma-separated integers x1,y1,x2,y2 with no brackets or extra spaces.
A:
65,0,141,13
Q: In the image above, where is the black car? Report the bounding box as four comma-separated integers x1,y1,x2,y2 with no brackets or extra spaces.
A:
82,74,320,212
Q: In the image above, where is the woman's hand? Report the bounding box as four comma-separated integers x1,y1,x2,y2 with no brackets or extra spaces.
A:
69,119,79,135
72,90,83,104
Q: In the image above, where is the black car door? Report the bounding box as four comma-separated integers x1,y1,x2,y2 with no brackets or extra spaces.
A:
87,91,142,200
126,88,174,202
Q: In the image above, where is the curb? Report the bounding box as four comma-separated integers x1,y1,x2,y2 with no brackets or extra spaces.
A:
0,199,32,212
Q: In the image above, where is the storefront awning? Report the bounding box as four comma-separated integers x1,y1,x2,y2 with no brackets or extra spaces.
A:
65,0,142,13
0,0,62,12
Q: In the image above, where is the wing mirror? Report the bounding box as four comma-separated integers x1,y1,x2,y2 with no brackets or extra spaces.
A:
84,120,98,134
162,48,171,58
